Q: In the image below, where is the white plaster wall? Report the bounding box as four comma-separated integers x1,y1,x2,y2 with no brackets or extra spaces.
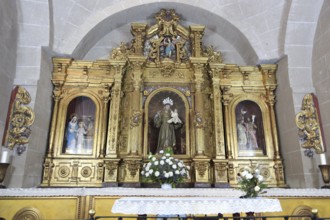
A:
51,0,287,64
313,1,330,174
4,0,52,188
0,1,18,159
280,0,324,188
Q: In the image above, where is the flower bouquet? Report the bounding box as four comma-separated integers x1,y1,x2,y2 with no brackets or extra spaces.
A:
237,167,267,198
141,148,190,187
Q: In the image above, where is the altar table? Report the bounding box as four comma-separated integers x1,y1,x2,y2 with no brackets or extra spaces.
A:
111,197,282,215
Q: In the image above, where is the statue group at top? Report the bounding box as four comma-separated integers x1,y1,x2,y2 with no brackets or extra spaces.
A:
111,9,222,64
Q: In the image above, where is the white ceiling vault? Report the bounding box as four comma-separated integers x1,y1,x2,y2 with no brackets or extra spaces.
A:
50,0,288,65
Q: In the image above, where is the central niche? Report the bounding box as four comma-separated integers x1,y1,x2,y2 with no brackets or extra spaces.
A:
144,88,190,157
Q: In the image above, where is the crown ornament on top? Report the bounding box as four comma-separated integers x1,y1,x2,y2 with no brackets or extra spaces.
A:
163,97,173,106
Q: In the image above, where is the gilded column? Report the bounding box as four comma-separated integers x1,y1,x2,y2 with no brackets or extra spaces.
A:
99,83,111,158
127,55,146,155
106,61,126,158
222,85,234,159
190,57,210,186
47,83,62,157
260,64,286,187
209,64,226,159
190,58,208,156
47,58,72,157
260,64,281,159
209,63,228,187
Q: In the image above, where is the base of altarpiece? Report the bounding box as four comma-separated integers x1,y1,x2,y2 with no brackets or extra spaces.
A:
194,183,212,188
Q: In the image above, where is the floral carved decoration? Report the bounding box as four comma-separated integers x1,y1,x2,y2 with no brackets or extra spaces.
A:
295,93,326,154
2,86,35,154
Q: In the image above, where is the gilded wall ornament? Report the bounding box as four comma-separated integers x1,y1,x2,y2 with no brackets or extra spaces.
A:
105,161,118,177
194,112,205,129
160,62,175,77
126,160,140,178
130,110,142,128
295,93,326,154
13,207,43,220
195,161,208,178
203,45,223,63
111,42,130,60
2,86,35,154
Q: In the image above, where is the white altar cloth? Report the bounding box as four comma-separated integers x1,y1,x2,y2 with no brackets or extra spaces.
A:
1,187,330,197
111,197,282,215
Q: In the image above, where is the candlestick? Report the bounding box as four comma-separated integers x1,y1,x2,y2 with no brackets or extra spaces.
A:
0,163,9,188
320,153,327,165
0,151,8,163
319,165,330,188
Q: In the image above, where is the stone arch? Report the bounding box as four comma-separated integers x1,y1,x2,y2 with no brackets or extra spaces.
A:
53,1,259,65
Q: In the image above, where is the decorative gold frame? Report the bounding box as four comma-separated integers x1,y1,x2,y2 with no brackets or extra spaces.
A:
143,87,191,158
53,92,102,158
229,95,274,158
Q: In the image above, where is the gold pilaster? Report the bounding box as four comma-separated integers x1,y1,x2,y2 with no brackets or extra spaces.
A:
260,64,280,159
127,55,146,155
190,57,208,157
100,84,111,158
222,85,234,159
209,63,226,159
106,60,126,158
47,83,62,157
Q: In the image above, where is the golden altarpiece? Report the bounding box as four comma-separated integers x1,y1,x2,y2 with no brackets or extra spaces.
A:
41,9,286,188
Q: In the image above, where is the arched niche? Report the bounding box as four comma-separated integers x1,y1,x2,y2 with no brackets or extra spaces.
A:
143,88,191,158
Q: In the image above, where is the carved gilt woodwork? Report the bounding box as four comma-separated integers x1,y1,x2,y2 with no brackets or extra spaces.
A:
2,86,35,154
42,8,286,188
295,93,326,154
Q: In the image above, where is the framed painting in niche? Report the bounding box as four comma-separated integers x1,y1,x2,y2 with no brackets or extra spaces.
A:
147,90,186,155
235,100,266,157
62,96,96,155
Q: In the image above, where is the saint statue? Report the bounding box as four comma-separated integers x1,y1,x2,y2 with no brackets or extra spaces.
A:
65,114,78,153
237,118,247,150
153,97,182,153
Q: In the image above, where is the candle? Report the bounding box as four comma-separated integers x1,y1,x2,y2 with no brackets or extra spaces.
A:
320,153,327,165
1,151,8,163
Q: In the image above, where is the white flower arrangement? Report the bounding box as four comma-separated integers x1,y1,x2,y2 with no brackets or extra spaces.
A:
237,167,267,198
141,148,190,187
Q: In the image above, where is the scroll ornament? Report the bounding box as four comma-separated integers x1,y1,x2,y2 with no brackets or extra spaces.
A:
295,93,325,154
2,86,35,154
